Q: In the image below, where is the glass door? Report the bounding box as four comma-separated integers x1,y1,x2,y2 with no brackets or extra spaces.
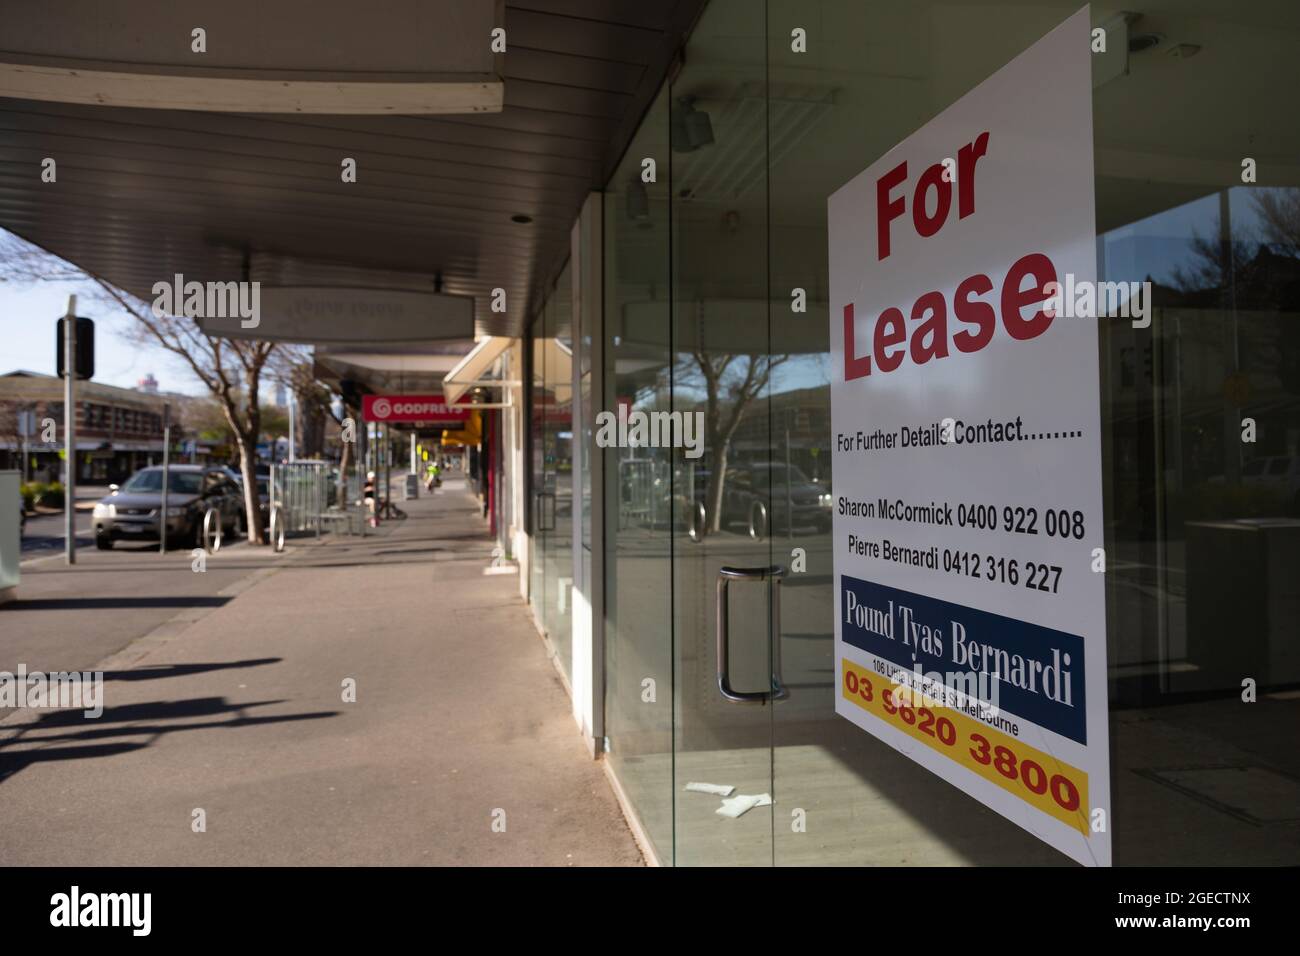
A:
601,87,676,864
668,0,776,866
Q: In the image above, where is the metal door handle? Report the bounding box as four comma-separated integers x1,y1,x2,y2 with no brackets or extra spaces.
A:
716,564,788,703
535,491,555,532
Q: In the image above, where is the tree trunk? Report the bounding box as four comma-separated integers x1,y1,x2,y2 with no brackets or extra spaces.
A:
336,417,352,510
295,392,326,459
304,402,325,458
706,441,729,533
234,431,264,544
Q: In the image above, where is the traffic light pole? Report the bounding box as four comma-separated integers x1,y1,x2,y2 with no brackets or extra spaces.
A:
160,404,171,555
63,294,77,565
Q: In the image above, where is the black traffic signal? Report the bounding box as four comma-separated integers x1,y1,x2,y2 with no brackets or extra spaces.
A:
56,316,95,380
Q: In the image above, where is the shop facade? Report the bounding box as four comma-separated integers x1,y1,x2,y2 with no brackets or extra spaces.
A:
513,0,1300,866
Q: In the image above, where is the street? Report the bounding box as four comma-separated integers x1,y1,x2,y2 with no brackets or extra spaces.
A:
19,509,92,556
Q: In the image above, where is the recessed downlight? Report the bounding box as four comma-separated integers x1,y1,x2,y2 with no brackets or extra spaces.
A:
1128,32,1164,53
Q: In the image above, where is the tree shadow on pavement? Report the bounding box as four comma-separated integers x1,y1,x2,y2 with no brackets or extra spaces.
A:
0,695,339,785
99,658,282,682
4,596,231,611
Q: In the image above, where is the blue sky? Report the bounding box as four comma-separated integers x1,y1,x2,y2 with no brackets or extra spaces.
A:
0,252,205,395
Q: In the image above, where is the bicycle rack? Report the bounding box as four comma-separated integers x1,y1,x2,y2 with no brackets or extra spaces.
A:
688,500,707,542
749,500,768,541
201,507,223,554
269,504,286,553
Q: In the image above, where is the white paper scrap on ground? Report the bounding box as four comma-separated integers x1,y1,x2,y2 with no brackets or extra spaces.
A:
685,782,734,796
715,793,773,818
716,795,761,818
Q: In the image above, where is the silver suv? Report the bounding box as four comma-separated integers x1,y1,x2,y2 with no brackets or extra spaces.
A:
92,465,243,549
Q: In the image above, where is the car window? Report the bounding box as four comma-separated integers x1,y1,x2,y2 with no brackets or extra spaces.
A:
121,470,204,494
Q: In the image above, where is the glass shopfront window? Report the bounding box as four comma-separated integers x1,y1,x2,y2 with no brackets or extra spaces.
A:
600,0,1299,865
602,87,675,862
528,265,576,682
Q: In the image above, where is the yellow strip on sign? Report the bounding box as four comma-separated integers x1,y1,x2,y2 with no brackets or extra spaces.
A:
840,658,1090,834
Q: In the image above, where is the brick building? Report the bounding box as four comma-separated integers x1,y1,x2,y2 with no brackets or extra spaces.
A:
0,370,167,484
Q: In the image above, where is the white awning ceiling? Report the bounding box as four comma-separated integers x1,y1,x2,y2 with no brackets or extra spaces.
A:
443,336,513,405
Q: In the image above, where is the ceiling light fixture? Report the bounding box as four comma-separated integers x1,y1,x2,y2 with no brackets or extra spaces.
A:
1128,32,1164,53
671,96,714,153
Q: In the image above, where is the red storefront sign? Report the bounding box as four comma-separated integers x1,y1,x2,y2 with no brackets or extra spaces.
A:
361,394,469,424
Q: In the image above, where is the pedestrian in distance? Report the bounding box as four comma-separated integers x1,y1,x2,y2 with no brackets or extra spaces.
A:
364,470,378,526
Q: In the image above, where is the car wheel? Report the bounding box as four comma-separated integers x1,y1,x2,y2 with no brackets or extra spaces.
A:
95,536,113,551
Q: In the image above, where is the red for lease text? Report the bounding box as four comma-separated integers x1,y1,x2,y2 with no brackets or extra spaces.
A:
844,132,1059,382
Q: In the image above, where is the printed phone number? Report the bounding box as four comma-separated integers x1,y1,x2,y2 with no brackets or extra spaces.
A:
943,550,1061,593
842,665,1087,823
851,498,1088,540
848,535,1066,596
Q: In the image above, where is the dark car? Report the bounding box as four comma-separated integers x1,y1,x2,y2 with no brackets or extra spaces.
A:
222,463,271,485
251,477,270,530
223,465,270,530
91,465,244,549
721,462,832,534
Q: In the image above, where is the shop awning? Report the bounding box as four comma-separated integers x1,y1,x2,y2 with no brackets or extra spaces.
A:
443,336,513,405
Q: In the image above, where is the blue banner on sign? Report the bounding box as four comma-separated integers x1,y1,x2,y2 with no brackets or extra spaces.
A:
840,574,1086,744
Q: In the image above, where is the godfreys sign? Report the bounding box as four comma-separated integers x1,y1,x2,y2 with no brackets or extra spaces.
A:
361,395,469,424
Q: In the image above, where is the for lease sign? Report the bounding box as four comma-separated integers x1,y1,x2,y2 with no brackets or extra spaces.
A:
827,8,1110,866
361,394,469,424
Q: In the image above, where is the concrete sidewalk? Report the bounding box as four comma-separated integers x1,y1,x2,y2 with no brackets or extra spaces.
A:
0,480,642,866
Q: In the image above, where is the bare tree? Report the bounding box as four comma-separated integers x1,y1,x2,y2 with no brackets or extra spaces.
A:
675,351,788,534
1,230,273,543
92,282,274,542
1254,189,1300,258
270,348,332,460
1169,215,1258,294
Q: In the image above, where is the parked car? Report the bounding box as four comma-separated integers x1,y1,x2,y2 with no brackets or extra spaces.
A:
1243,455,1300,509
222,462,271,485
721,462,832,533
644,462,712,532
91,465,244,549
